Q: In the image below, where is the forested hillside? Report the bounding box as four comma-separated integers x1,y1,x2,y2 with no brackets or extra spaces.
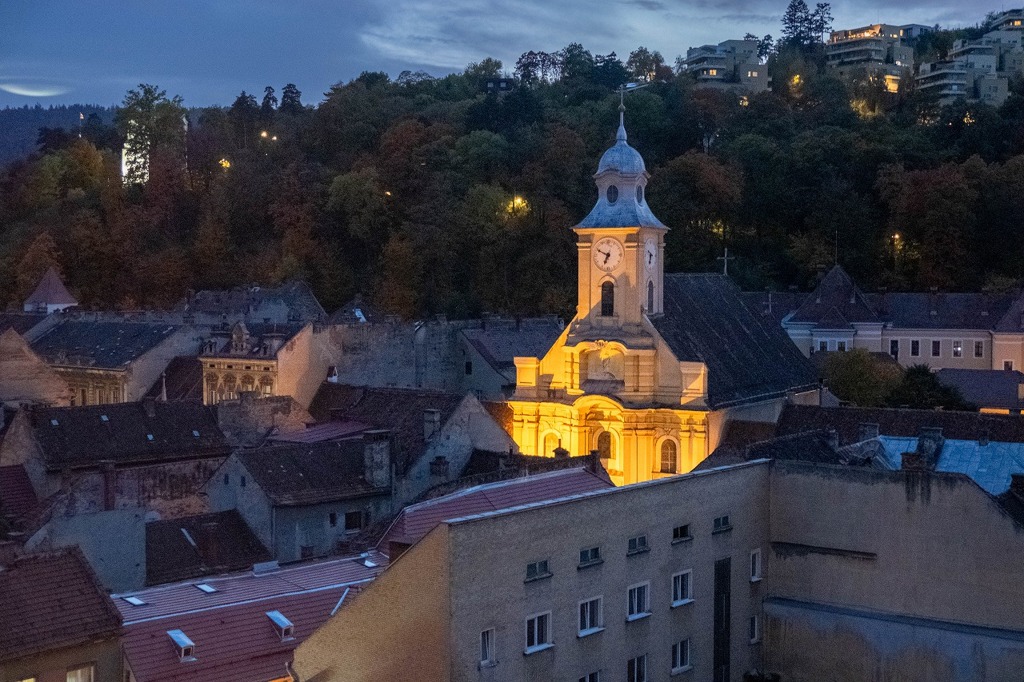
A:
3,25,1024,318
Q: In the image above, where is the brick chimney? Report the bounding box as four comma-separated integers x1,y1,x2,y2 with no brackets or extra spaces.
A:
858,423,879,442
363,430,392,489
100,460,116,511
423,409,441,441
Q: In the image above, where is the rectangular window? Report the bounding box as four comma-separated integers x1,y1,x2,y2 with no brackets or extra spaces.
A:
627,581,651,620
672,570,693,606
627,535,649,555
672,638,692,673
911,340,920,357
526,559,551,581
889,339,899,359
480,628,496,666
672,524,691,542
579,546,602,567
1006,360,1015,371
525,612,552,653
465,361,473,375
975,341,984,358
932,340,941,357
579,673,600,682
818,340,827,352
329,512,337,528
344,511,364,530
953,340,963,358
66,664,94,682
579,596,603,635
713,514,732,533
749,614,761,643
750,549,762,582
627,654,647,682
837,341,847,352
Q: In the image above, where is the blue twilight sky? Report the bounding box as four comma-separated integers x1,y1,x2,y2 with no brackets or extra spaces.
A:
0,0,988,108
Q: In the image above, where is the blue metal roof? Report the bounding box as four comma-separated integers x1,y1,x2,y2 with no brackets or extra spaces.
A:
877,435,1024,494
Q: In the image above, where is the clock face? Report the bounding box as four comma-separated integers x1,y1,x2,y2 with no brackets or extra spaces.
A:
644,238,657,271
593,237,624,272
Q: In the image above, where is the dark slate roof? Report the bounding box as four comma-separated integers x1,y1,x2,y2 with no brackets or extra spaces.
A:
936,369,1024,411
202,322,305,359
328,294,382,324
145,510,271,586
235,441,389,506
309,384,466,473
995,293,1024,333
741,291,806,325
28,401,230,470
651,274,819,408
178,281,325,323
0,312,48,335
696,430,849,471
996,488,1024,527
24,267,77,307
0,465,37,521
31,320,180,369
776,404,1024,446
866,292,1017,330
0,547,121,663
790,266,879,325
143,356,203,402
462,318,564,374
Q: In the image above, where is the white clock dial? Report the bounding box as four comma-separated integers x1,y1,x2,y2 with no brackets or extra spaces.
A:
644,238,657,272
593,237,624,272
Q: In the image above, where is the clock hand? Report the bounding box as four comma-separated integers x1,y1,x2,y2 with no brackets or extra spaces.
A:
603,251,611,264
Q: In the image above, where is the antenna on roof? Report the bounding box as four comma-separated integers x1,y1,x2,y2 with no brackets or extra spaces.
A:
834,229,839,265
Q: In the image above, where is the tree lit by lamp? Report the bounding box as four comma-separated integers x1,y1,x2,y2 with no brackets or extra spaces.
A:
219,158,231,169
506,195,529,217
260,130,269,139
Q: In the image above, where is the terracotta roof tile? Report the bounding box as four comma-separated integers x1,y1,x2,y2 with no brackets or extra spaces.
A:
0,548,121,662
0,465,37,521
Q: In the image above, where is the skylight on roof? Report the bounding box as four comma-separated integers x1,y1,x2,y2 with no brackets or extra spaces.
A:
167,629,196,662
146,434,154,441
192,430,200,437
100,415,109,422
122,596,146,606
266,610,295,640
50,419,59,426
195,583,217,594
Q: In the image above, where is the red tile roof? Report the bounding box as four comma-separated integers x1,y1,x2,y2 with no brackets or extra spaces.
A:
118,551,387,682
378,469,613,550
0,548,121,663
0,465,38,520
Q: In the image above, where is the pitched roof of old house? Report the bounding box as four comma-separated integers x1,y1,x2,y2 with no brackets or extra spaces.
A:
696,429,851,471
790,266,879,325
27,401,230,470
378,468,613,551
31,320,181,368
118,550,386,682
776,404,1024,445
0,464,38,521
23,267,77,308
144,356,203,402
462,317,564,377
178,281,325,323
234,440,389,506
650,274,819,408
328,294,382,324
145,510,272,586
936,369,1024,411
309,384,467,473
0,547,121,663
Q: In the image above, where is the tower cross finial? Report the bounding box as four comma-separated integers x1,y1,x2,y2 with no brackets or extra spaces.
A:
717,248,735,276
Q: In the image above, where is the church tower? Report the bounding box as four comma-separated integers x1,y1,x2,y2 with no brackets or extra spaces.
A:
573,104,668,329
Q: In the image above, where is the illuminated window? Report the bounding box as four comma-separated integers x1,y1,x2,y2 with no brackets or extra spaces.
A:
953,340,963,358
600,282,614,317
525,612,552,653
708,68,718,76
659,440,677,473
747,70,759,77
66,665,94,682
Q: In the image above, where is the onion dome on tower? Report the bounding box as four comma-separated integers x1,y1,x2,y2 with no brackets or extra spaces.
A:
575,104,667,230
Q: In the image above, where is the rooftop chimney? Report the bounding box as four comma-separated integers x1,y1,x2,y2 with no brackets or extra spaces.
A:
363,430,392,488
142,397,156,419
423,409,441,441
100,460,116,511
915,426,944,469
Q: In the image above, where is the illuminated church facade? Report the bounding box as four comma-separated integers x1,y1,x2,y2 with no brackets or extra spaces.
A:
509,109,820,485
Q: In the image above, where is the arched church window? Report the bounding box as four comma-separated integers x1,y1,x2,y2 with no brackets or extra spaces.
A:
543,433,559,457
607,185,619,203
647,281,654,313
636,185,644,203
660,439,678,473
601,282,614,317
597,431,613,462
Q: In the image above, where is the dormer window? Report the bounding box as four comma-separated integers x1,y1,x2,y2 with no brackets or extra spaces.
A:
266,610,295,641
167,629,197,662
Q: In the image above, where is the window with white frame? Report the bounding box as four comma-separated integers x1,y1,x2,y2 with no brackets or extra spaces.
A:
750,549,762,582
671,638,691,673
525,559,551,582
1006,360,1015,371
672,570,693,606
578,596,603,635
525,612,552,653
672,524,691,543
627,654,648,682
480,628,496,666
953,340,963,358
713,514,732,533
627,534,649,555
627,582,651,620
579,673,600,682
579,546,602,567
659,439,678,473
911,339,920,357
749,614,761,643
66,665,94,682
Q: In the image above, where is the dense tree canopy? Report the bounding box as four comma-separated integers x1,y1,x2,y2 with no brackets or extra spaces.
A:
4,16,1024,318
